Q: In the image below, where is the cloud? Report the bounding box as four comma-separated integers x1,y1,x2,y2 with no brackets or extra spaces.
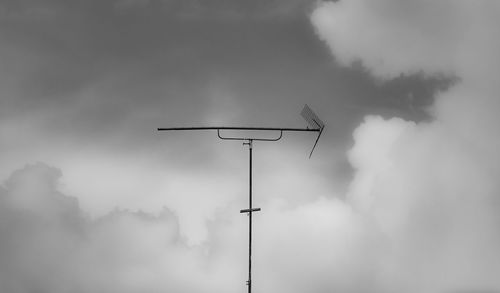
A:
311,1,500,81
2,1,500,293
0,163,380,293
114,0,316,20
312,0,500,292
347,117,500,292
0,163,237,293
0,163,85,293
3,112,500,293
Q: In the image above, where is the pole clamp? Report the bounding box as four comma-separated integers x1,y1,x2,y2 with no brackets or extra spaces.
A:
240,208,261,214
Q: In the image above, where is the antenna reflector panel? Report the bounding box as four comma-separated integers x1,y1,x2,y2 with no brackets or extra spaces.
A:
301,104,324,130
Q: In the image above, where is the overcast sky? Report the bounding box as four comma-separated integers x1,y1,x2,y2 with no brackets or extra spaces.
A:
1,1,499,293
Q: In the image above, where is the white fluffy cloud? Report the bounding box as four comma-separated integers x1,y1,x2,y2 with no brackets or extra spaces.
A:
0,163,380,293
312,1,500,82
0,163,241,293
347,116,500,292
311,0,500,292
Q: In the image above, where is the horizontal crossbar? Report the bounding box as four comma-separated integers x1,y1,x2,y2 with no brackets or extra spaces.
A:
240,208,261,213
158,127,319,132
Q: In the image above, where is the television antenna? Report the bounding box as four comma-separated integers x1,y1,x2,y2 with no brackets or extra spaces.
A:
157,104,325,293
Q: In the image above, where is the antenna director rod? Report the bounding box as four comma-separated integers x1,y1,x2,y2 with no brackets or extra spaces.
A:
157,126,320,132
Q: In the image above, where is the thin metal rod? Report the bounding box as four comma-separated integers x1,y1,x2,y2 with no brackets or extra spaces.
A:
248,139,253,293
242,139,260,292
158,126,319,132
309,126,324,158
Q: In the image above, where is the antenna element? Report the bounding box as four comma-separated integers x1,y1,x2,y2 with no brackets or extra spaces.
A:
301,104,325,158
157,105,325,293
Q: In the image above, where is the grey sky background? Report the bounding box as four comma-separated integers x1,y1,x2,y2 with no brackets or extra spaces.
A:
0,0,449,214
1,0,499,293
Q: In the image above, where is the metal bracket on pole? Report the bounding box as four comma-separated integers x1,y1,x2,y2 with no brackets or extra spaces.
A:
240,208,261,214
218,129,283,142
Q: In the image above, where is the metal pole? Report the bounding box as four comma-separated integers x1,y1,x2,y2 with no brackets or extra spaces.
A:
240,139,260,292
247,139,253,293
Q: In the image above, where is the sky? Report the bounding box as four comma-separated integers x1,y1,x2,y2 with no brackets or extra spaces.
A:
0,1,499,293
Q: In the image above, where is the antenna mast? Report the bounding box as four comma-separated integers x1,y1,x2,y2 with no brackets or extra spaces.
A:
157,104,325,293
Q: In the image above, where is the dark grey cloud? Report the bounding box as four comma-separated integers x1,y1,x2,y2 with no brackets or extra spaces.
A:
4,1,495,292
0,0,451,214
0,0,447,144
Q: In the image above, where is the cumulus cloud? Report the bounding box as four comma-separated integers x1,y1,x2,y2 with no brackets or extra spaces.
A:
312,1,500,81
0,163,379,293
347,117,500,292
0,163,241,293
3,116,500,293
311,0,500,292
